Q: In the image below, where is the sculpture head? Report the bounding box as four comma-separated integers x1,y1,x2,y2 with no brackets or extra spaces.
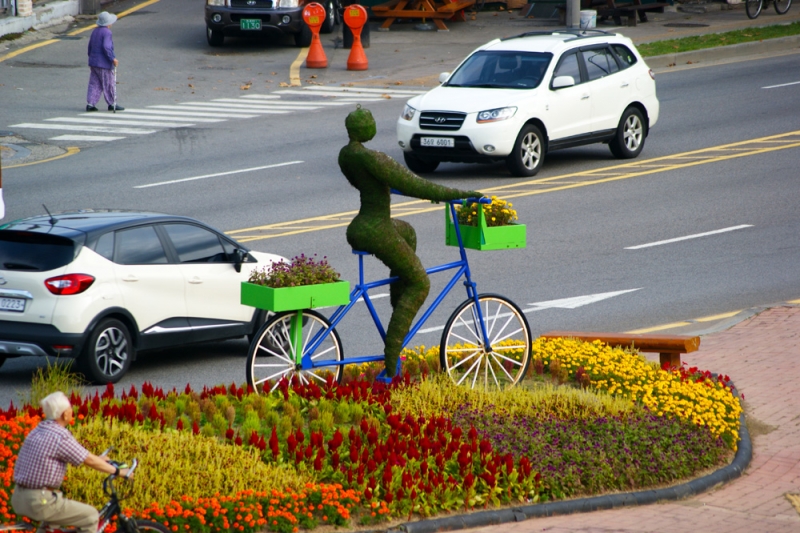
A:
345,107,376,143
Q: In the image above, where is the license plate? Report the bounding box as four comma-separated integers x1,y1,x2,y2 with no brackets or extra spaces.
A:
421,137,454,148
0,297,25,313
240,19,262,30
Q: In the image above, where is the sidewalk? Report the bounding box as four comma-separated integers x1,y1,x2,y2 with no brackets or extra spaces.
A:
455,305,800,533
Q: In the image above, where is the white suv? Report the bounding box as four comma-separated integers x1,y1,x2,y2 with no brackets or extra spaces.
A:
0,210,285,384
397,30,659,177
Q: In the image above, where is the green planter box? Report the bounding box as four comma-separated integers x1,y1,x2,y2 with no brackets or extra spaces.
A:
241,281,351,312
445,203,526,251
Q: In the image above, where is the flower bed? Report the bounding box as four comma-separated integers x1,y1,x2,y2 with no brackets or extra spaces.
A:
0,338,742,532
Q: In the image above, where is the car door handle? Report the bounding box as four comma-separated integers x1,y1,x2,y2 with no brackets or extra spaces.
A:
620,82,629,88
188,277,203,284
581,94,590,100
122,275,138,282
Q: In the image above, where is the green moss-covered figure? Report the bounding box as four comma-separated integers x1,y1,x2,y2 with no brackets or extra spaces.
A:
338,107,482,378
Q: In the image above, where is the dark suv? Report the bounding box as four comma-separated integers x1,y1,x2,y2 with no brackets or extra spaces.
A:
205,0,341,47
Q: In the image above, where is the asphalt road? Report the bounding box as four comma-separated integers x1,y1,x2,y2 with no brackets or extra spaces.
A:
1,2,799,406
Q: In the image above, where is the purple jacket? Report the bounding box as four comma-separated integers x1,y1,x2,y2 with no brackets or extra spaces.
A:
87,26,115,70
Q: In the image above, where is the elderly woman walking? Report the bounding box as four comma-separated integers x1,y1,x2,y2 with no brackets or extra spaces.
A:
86,11,123,112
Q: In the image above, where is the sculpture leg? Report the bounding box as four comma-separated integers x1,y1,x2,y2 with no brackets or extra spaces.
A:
389,219,417,309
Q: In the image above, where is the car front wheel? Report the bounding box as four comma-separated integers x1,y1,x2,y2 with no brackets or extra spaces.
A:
321,0,336,33
207,27,224,47
609,107,646,159
506,124,545,177
404,152,440,173
79,318,134,384
295,22,312,47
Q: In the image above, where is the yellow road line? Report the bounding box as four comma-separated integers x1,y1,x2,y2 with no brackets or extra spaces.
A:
695,310,742,322
5,146,80,168
0,0,160,63
626,322,692,334
289,49,307,87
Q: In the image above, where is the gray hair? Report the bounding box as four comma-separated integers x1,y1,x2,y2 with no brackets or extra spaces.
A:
40,391,72,420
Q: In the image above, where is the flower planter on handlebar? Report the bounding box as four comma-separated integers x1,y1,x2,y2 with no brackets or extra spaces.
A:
241,280,351,312
445,202,527,251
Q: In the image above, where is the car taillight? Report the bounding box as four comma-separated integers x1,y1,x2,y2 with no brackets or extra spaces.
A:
45,274,95,295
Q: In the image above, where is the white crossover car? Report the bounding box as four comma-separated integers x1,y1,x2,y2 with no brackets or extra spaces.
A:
0,210,285,384
397,29,660,177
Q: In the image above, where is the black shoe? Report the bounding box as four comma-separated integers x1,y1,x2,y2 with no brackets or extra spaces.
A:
108,104,124,111
86,105,99,112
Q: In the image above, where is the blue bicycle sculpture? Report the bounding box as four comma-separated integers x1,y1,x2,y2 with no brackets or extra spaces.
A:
245,198,531,392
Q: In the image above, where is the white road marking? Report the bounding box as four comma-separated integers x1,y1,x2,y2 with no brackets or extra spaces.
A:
167,104,289,114
149,105,274,115
762,80,800,89
240,95,354,106
625,225,753,250
50,134,125,141
237,94,282,100
83,113,224,123
122,108,257,118
10,123,156,134
134,160,304,189
47,117,193,128
273,89,384,99
303,86,426,95
210,99,322,110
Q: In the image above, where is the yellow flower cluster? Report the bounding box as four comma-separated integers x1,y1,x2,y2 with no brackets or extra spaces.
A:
456,196,518,228
531,338,742,449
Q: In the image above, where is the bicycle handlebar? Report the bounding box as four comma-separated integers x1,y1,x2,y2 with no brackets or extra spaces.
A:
450,197,491,205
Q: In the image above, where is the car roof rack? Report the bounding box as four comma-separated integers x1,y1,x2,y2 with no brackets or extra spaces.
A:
501,29,614,42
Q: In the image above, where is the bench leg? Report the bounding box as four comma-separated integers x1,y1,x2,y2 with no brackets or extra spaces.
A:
660,352,681,369
626,14,637,26
638,9,648,22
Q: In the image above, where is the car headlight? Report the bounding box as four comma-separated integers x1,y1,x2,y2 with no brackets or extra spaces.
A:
276,0,299,8
206,0,226,6
400,104,416,121
476,107,517,124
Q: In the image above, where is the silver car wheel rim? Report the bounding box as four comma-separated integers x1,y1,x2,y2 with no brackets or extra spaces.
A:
623,115,643,151
95,327,128,377
520,132,541,170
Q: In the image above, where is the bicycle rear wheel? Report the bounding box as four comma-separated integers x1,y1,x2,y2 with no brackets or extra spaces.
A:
440,294,531,390
774,0,791,14
247,310,343,393
122,519,170,533
746,0,763,18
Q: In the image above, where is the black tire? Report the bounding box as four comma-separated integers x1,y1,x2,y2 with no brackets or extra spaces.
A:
609,107,646,159
129,519,170,533
247,310,273,345
206,26,224,47
0,355,6,370
295,22,312,47
403,152,440,173
506,124,545,177
745,0,762,18
79,318,133,384
247,310,343,394
774,0,791,14
440,294,531,391
321,0,336,34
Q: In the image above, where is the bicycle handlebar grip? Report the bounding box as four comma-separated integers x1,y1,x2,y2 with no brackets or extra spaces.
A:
99,446,113,457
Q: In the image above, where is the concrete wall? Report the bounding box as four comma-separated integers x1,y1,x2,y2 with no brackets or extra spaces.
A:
0,0,79,38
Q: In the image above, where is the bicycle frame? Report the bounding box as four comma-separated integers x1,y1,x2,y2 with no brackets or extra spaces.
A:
290,199,492,378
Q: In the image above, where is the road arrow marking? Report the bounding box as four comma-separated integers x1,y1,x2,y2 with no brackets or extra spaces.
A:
523,289,641,312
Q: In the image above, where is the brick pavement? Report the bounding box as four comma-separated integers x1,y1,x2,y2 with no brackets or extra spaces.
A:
460,305,800,533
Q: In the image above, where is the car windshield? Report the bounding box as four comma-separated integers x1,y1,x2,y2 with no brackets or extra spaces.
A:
445,51,552,89
0,231,81,271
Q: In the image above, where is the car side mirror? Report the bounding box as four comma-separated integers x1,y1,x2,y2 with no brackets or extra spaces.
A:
438,72,450,84
551,75,576,89
231,249,244,273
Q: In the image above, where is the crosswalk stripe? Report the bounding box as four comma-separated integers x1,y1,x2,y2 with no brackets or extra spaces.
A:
303,86,426,95
11,123,156,134
82,113,224,123
149,105,277,115
47,117,193,128
163,105,289,114
50,134,125,141
180,102,295,112
239,96,352,106
272,89,385,99
122,108,254,118
210,99,322,111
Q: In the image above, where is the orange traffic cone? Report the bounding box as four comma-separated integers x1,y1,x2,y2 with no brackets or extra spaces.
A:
344,4,368,71
306,31,328,68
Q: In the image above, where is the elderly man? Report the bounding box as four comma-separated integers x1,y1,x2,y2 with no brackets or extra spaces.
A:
11,391,130,533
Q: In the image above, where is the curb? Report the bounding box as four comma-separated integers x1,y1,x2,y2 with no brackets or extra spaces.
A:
646,34,800,69
388,395,751,533
0,0,79,37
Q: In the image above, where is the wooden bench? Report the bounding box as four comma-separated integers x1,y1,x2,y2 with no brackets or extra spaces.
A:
371,0,476,30
540,331,700,368
596,0,670,26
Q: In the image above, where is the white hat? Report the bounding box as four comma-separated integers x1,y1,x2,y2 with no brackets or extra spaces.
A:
97,11,118,26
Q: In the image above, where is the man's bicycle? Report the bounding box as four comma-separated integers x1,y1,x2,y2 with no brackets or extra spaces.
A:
245,197,532,392
746,0,791,19
0,455,168,533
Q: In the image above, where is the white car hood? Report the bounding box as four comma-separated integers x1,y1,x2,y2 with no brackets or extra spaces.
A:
410,86,535,114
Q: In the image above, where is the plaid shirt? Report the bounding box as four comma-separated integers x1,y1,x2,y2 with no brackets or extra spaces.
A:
13,420,88,489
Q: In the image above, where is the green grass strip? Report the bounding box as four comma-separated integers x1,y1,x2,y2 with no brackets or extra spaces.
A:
638,21,800,57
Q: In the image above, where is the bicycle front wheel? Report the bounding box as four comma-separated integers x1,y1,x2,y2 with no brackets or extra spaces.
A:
775,0,791,14
746,0,763,18
127,519,170,533
247,310,343,393
440,294,531,391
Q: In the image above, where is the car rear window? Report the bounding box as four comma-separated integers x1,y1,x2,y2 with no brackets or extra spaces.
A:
0,231,82,271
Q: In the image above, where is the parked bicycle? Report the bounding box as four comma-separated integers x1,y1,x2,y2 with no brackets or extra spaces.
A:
245,197,532,392
1,452,168,533
746,0,791,19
